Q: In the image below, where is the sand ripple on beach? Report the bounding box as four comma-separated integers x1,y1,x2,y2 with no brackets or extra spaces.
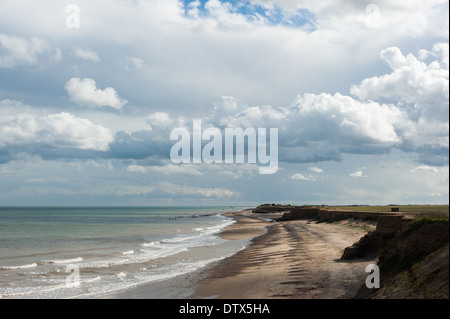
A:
190,211,376,299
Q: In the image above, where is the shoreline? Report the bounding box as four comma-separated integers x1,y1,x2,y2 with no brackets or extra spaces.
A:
95,209,376,299
189,210,376,299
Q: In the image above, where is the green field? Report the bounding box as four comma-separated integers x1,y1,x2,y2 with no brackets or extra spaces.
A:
327,204,449,217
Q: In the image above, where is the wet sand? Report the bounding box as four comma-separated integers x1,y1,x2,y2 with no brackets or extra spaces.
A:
189,210,377,299
95,210,376,299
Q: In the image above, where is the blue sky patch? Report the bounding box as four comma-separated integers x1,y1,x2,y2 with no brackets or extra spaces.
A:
182,0,316,28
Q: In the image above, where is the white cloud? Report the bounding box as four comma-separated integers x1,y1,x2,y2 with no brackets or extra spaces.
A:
202,0,259,29
0,1,447,206
207,43,448,165
73,47,101,63
411,165,439,173
97,40,447,169
186,0,201,18
127,164,203,176
291,173,315,181
431,192,442,197
350,44,449,118
350,44,449,158
0,106,114,151
309,166,323,173
157,181,235,198
1,0,444,122
292,93,404,145
113,185,156,196
114,180,235,198
127,57,144,69
349,170,367,178
126,165,148,174
146,112,174,127
0,33,56,68
214,92,404,160
65,78,128,109
255,0,448,37
215,163,259,179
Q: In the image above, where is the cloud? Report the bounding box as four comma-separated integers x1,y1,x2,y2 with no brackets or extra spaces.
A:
126,164,148,174
112,180,235,198
252,0,448,37
349,170,367,178
65,78,128,109
146,112,174,128
0,104,114,151
350,43,449,119
0,33,58,68
211,93,404,164
96,40,447,167
350,43,449,164
5,43,435,168
127,57,144,69
411,165,439,173
127,164,147,174
292,93,403,145
127,163,203,176
309,166,324,173
291,173,315,181
2,0,445,120
208,43,448,166
107,129,172,160
186,0,201,18
157,181,235,198
73,47,101,63
113,185,156,196
431,192,442,197
0,1,448,206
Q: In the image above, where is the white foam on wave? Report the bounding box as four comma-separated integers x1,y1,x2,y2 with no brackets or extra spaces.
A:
83,276,101,283
0,279,69,298
118,250,134,256
68,256,232,299
0,210,239,299
45,257,83,264
78,217,231,269
138,245,189,261
0,263,38,270
141,241,160,247
0,272,102,299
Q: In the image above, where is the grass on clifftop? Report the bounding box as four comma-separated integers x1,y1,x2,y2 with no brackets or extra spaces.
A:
327,204,449,217
400,217,449,238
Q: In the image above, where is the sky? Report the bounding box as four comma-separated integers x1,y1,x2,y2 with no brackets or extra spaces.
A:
0,0,448,206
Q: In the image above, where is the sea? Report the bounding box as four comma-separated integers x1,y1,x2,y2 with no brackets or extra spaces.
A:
0,206,251,299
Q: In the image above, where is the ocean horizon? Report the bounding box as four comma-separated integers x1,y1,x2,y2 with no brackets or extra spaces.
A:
0,206,252,299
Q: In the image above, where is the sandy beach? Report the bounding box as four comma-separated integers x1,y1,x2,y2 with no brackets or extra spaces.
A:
189,210,377,299
98,209,377,299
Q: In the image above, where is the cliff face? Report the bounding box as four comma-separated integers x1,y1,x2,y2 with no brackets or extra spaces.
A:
252,204,294,213
276,207,385,222
269,206,449,299
276,208,411,260
353,218,449,299
341,215,409,260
